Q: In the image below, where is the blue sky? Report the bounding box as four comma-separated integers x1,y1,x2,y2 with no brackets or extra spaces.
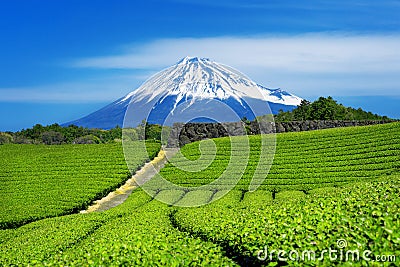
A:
1,0,400,131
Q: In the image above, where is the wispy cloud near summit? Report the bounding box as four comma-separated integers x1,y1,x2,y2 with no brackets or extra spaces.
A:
72,33,400,96
73,34,400,73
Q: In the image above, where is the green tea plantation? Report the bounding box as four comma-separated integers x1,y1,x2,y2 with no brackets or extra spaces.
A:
1,123,399,266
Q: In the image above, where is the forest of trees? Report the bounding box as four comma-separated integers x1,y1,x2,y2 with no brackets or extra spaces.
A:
0,124,123,145
0,120,166,145
274,96,392,122
0,97,394,145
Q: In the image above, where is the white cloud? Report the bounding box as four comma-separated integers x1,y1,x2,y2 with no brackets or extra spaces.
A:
0,87,109,102
4,34,399,103
0,74,145,103
73,34,400,74
72,34,400,97
169,0,400,11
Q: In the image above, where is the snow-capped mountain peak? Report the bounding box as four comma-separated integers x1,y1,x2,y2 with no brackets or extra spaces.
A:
121,57,301,107
65,57,302,129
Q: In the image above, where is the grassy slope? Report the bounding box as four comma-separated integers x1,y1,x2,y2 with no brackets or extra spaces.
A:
174,176,400,266
160,122,400,193
0,189,237,266
0,141,161,229
0,124,399,265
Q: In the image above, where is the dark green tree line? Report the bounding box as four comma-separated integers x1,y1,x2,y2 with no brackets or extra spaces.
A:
275,96,391,122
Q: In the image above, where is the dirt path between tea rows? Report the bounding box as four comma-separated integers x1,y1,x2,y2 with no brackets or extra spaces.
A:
81,148,179,213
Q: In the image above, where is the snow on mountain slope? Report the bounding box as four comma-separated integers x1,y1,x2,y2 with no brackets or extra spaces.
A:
64,57,302,129
121,56,301,106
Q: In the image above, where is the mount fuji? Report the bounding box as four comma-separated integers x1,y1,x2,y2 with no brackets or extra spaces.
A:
64,57,302,129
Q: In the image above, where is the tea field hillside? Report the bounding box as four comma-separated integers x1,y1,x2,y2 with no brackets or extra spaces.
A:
0,123,399,266
0,141,161,229
158,122,399,192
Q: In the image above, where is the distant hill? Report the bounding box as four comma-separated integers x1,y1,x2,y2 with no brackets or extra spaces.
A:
274,96,393,122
